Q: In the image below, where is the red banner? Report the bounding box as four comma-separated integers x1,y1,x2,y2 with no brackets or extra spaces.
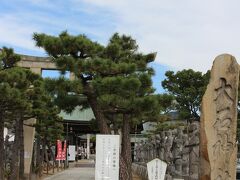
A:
56,140,62,160
62,140,67,160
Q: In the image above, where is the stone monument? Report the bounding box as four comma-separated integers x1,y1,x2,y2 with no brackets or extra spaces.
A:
147,158,167,180
200,54,239,179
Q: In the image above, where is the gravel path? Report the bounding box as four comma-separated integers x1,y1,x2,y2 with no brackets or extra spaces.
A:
44,167,95,180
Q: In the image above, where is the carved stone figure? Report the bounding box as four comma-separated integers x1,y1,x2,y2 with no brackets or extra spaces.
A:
147,138,153,161
135,142,141,162
172,128,184,159
182,133,190,176
152,136,157,159
142,141,148,162
139,140,144,162
155,134,161,158
167,161,175,177
174,158,183,177
172,128,184,176
159,131,165,161
200,54,239,179
164,131,173,163
165,174,173,180
189,121,199,180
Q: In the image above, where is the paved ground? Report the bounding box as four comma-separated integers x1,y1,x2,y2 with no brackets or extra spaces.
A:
43,160,141,180
44,167,95,180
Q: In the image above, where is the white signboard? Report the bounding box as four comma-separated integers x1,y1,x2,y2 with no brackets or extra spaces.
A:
147,158,167,180
95,135,120,180
68,145,76,161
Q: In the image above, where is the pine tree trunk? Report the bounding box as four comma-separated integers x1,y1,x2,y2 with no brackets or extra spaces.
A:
46,142,55,173
47,142,55,164
87,93,110,134
0,113,5,180
119,156,130,180
9,120,20,180
45,145,49,174
84,85,131,179
41,138,46,176
120,114,132,180
36,135,41,177
19,119,24,179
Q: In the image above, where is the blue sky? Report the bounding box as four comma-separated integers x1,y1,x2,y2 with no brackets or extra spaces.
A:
1,0,240,93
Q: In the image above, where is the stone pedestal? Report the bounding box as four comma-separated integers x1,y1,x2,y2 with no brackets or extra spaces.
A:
200,54,239,179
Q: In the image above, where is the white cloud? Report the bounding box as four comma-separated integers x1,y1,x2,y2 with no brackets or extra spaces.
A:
1,0,240,72
0,1,113,54
79,0,240,72
0,14,40,51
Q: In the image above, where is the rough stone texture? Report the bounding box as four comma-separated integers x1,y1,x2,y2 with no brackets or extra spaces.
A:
133,121,200,179
189,122,200,180
132,163,148,180
200,54,239,180
17,54,75,80
23,118,36,179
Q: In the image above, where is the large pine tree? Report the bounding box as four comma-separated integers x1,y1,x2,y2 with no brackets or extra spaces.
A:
33,32,157,180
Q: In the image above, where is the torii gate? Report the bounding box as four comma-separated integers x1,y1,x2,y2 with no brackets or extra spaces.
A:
17,54,74,179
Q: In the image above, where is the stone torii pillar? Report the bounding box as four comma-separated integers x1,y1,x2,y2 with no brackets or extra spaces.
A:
23,67,41,179
200,54,239,180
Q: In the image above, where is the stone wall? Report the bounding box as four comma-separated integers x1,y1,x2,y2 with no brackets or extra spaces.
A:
133,121,200,180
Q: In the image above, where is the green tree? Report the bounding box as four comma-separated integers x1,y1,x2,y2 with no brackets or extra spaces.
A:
0,47,21,179
33,32,110,133
0,66,37,179
0,47,64,179
33,32,157,180
33,85,64,176
162,69,210,120
92,34,157,179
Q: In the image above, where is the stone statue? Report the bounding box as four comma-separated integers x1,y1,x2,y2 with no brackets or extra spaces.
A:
165,174,173,180
189,121,200,180
182,133,190,176
166,161,175,178
139,140,145,162
143,141,149,162
172,128,184,159
148,136,154,160
164,131,174,163
152,136,157,159
155,134,161,158
172,128,184,176
135,142,141,162
174,158,183,177
159,131,165,161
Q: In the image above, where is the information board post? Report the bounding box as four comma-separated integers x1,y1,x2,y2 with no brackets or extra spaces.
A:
95,135,120,180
